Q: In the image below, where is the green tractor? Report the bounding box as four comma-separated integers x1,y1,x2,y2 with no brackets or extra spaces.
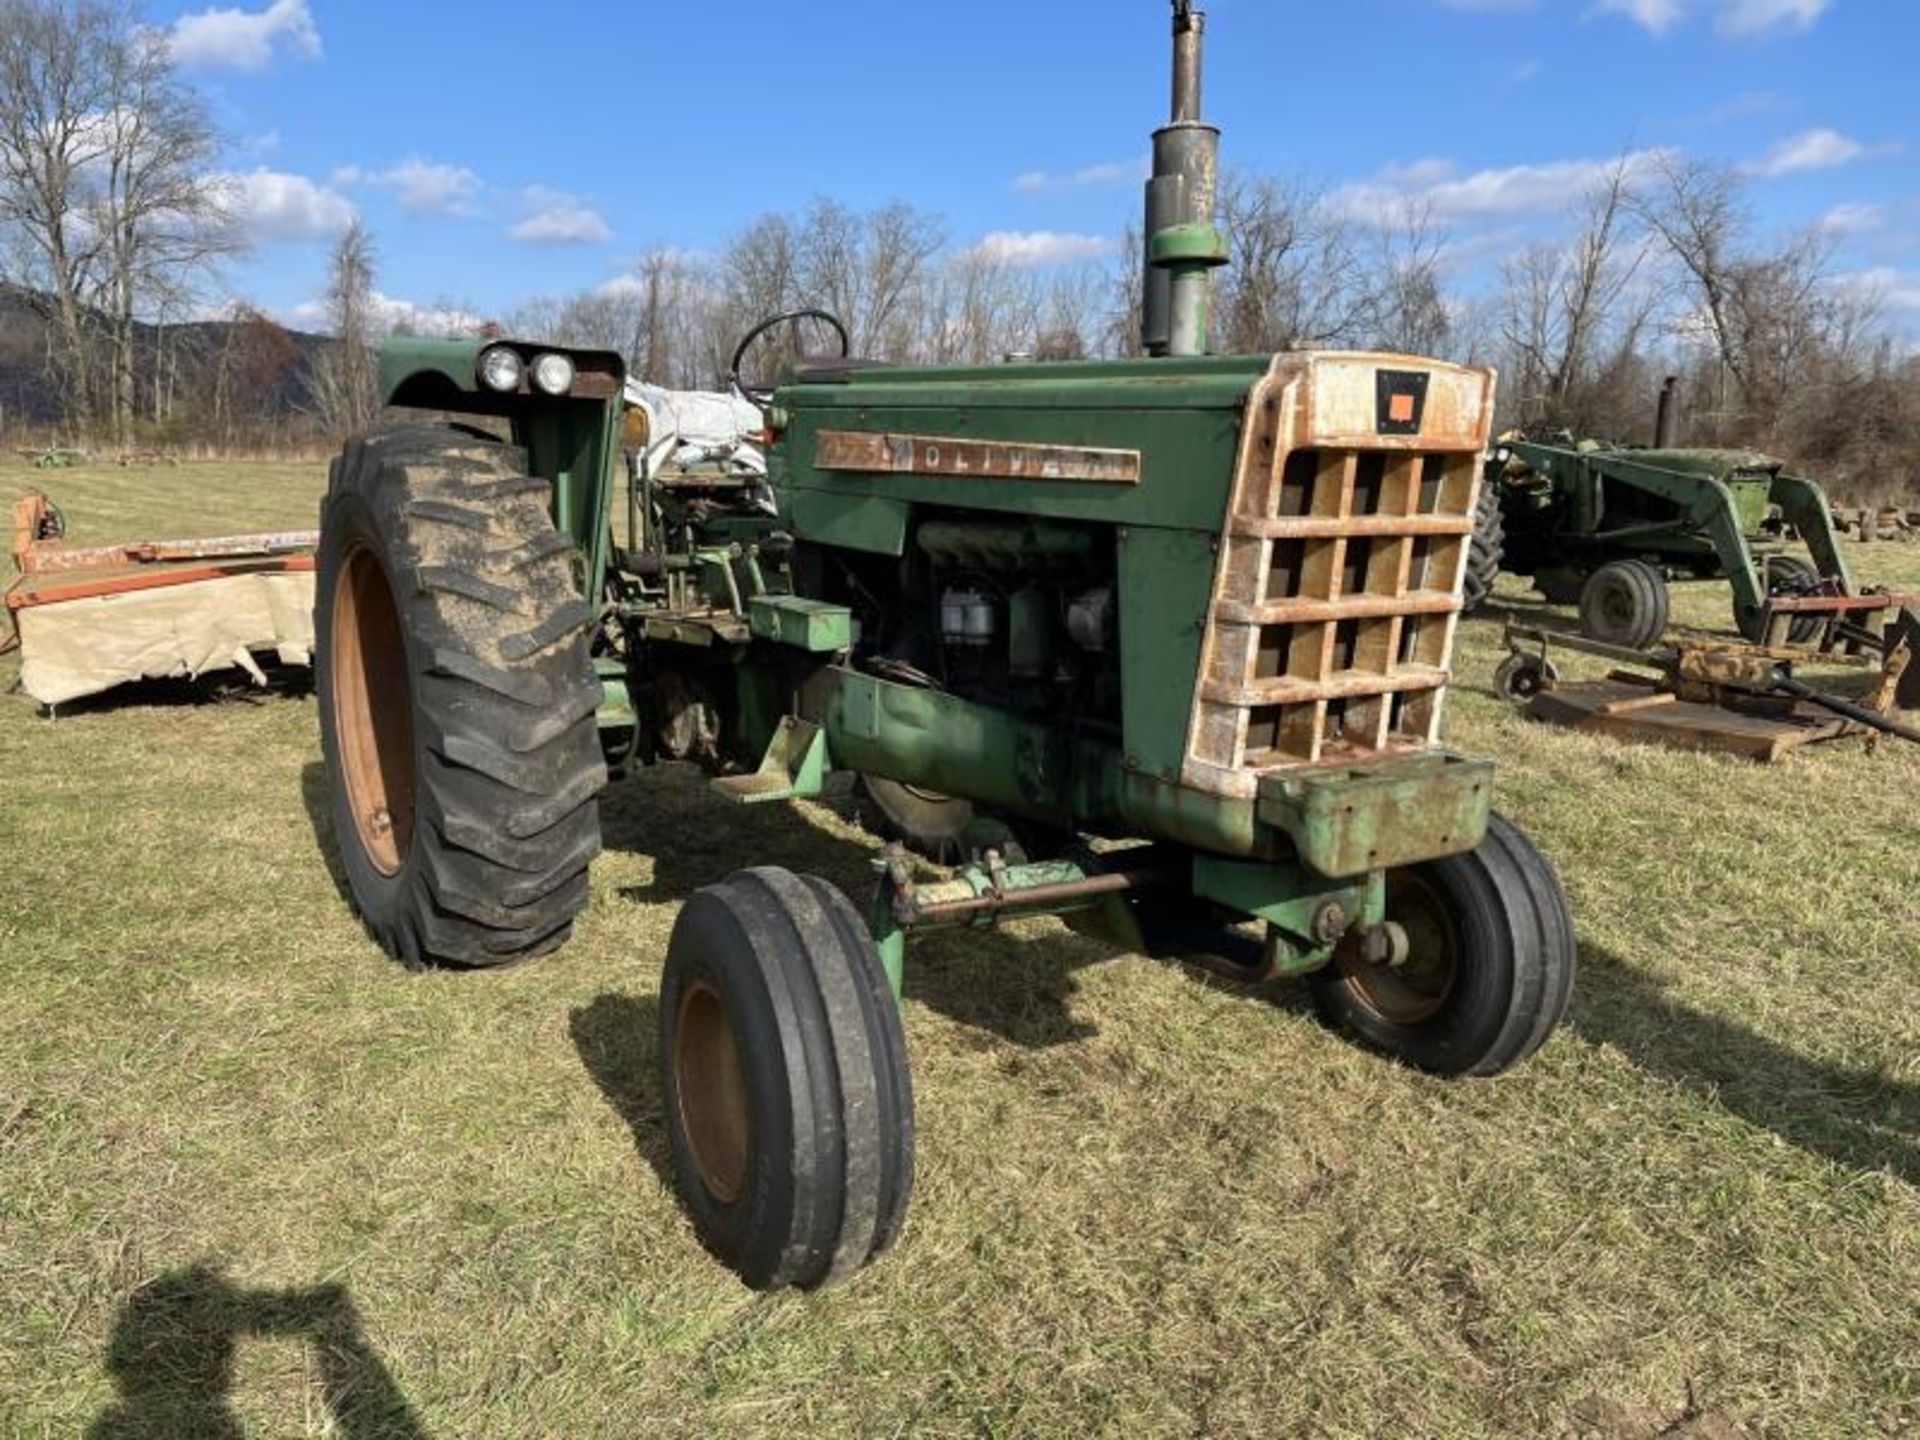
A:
312,2,1574,1291
1467,382,1853,650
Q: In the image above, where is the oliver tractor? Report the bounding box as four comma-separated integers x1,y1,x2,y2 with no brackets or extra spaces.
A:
312,3,1574,1291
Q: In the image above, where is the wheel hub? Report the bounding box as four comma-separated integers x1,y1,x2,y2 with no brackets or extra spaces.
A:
1336,873,1459,1025
674,982,751,1205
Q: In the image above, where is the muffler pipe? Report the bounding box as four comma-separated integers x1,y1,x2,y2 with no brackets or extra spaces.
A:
1142,1,1227,357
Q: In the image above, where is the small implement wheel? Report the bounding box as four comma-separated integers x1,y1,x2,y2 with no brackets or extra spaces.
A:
1578,559,1669,650
1493,652,1559,702
1310,812,1575,1076
315,424,606,967
1736,554,1823,645
659,868,914,1290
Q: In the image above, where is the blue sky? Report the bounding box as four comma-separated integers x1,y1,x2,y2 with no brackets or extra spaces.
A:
154,0,1917,334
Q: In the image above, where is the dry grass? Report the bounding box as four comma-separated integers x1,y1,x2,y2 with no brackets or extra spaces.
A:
2,456,1917,1437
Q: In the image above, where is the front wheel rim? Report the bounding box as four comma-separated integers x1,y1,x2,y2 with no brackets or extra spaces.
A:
675,983,752,1204
1337,871,1460,1026
330,545,416,876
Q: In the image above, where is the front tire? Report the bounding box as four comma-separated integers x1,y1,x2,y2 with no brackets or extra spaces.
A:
1578,559,1669,650
1310,813,1575,1077
315,424,606,967
659,867,914,1289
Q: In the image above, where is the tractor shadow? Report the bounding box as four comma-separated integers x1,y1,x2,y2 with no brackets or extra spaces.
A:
299,761,354,914
568,992,674,1195
20,665,312,720
88,1263,423,1439
1570,943,1920,1186
599,765,1301,1051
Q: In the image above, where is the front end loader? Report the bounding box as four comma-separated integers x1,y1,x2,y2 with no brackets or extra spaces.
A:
311,3,1575,1291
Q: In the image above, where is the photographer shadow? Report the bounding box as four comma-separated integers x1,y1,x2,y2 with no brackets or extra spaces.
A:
89,1263,423,1439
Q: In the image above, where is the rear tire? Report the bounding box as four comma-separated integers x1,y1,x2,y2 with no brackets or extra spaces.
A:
1736,554,1823,645
1310,812,1575,1077
1462,479,1504,613
315,424,606,967
659,867,914,1290
1578,559,1669,650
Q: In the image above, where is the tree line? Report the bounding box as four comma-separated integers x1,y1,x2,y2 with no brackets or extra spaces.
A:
0,0,1913,499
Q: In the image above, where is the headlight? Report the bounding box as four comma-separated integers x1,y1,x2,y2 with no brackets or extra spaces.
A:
478,345,524,393
531,352,575,396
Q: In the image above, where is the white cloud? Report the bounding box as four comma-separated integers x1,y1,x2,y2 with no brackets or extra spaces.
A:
1819,202,1884,235
1593,0,1687,33
1836,268,1920,313
359,157,482,217
168,0,320,71
218,168,352,243
1593,0,1830,36
287,291,483,338
1327,148,1671,226
1748,127,1881,177
1716,0,1829,36
1013,157,1146,194
508,186,611,245
965,231,1112,268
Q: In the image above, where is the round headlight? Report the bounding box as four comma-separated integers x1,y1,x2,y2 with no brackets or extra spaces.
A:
531,352,575,396
478,345,524,393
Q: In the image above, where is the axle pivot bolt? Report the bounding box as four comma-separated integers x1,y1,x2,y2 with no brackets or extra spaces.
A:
1310,900,1349,944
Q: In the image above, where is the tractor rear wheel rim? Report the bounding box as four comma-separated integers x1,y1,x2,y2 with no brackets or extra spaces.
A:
331,545,416,876
1339,871,1459,1026
675,982,751,1205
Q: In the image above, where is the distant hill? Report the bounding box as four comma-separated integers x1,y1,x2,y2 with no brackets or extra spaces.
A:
0,282,329,433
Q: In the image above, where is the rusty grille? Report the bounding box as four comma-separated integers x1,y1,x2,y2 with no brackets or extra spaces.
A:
1183,359,1487,800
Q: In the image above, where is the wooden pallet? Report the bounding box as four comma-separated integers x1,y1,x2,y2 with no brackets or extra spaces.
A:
1528,677,1857,762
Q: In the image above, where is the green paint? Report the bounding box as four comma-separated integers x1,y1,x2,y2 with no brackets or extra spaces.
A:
747,596,853,653
1255,753,1494,879
377,334,626,608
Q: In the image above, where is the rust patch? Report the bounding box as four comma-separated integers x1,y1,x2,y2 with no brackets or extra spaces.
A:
815,430,1141,484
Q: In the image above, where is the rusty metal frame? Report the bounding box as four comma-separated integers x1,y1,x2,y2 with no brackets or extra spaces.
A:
1181,353,1497,800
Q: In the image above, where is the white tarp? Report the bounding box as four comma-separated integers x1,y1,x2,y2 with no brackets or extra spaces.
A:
623,380,766,480
14,570,316,707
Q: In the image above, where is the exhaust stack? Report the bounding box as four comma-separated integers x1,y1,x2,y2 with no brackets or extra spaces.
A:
1653,375,1679,448
1142,1,1227,357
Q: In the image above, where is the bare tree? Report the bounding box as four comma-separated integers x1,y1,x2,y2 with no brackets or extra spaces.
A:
92,21,238,443
0,0,234,442
1496,157,1646,428
1631,155,1749,406
308,220,378,437
0,0,119,429
1215,173,1367,353
1368,201,1453,356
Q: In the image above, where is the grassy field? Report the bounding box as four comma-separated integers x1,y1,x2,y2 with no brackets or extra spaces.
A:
2,456,1917,1438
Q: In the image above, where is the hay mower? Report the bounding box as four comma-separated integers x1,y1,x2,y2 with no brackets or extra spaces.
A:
312,2,1574,1290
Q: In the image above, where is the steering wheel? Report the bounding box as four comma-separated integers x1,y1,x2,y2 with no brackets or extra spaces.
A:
728,308,850,410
